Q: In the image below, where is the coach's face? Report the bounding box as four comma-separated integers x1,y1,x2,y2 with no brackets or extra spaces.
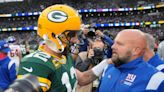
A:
111,29,146,67
111,32,133,67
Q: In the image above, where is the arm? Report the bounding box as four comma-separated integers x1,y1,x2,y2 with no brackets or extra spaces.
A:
75,56,93,72
75,50,94,71
102,35,113,46
8,60,17,82
76,59,109,86
18,48,22,62
95,30,113,46
146,72,164,92
76,69,97,86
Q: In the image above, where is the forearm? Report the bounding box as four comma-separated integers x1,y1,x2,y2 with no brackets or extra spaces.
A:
76,59,109,86
76,69,97,86
75,58,92,72
103,35,113,46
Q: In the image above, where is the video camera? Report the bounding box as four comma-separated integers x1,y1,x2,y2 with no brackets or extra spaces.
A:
87,24,98,39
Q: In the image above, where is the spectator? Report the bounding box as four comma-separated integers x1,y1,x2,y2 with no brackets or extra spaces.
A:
76,38,109,92
157,36,164,60
0,40,16,90
76,38,107,72
97,29,164,92
7,36,22,74
95,30,113,58
144,33,164,72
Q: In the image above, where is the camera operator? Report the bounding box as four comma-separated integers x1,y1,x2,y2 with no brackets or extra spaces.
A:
75,38,107,92
75,38,107,72
80,24,113,58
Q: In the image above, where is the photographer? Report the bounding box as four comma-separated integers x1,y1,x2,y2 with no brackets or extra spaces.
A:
80,24,113,58
75,38,107,72
75,38,107,92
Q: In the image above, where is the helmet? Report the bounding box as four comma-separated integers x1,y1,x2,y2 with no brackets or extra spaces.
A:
7,36,16,43
37,4,81,53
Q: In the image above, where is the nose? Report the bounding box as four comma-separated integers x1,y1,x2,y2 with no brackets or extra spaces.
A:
111,42,116,50
70,35,80,44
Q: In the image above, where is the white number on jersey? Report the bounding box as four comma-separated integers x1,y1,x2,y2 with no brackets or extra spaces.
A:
26,52,51,62
61,67,77,92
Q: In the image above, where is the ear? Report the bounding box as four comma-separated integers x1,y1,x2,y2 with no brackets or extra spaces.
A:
132,47,142,56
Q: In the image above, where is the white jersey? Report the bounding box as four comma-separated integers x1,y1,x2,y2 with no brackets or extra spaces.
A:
8,44,22,73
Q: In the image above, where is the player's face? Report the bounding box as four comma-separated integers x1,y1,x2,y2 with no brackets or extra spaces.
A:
58,31,79,44
111,34,133,67
69,33,80,44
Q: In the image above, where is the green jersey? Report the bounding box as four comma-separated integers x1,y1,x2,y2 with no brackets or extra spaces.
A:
18,50,77,92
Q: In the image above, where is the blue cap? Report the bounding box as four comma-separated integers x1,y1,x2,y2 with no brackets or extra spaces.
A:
0,40,10,53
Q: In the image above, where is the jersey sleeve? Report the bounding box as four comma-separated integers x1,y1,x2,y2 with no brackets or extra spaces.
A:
146,72,164,92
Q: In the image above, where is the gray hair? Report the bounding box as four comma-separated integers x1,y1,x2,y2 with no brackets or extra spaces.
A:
145,33,155,51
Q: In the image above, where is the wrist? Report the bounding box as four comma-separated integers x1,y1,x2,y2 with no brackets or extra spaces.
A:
92,59,108,77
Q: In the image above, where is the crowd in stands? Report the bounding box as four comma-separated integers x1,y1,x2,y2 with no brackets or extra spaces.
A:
0,25,163,52
0,17,38,28
0,8,163,28
82,10,164,24
65,0,163,9
0,0,163,14
0,2,164,92
0,0,163,51
0,31,41,51
0,0,61,14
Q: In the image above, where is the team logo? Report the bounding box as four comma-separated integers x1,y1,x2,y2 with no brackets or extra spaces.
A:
123,73,136,86
125,73,136,82
22,67,33,72
48,10,68,23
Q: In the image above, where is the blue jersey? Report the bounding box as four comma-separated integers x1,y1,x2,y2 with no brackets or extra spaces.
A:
148,54,164,72
98,57,164,92
0,57,16,90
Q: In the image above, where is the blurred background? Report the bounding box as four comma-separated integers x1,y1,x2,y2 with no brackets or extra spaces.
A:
0,0,164,52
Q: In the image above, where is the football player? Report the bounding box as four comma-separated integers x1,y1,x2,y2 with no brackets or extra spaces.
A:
17,4,81,92
7,36,22,74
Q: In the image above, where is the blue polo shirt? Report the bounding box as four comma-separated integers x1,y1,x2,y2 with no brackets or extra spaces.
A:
148,54,164,72
98,57,164,92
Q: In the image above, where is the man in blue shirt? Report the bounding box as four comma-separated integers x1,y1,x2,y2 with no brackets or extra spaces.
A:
144,33,164,72
0,40,16,90
98,29,164,92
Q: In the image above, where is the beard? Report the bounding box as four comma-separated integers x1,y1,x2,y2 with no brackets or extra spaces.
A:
111,51,132,67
